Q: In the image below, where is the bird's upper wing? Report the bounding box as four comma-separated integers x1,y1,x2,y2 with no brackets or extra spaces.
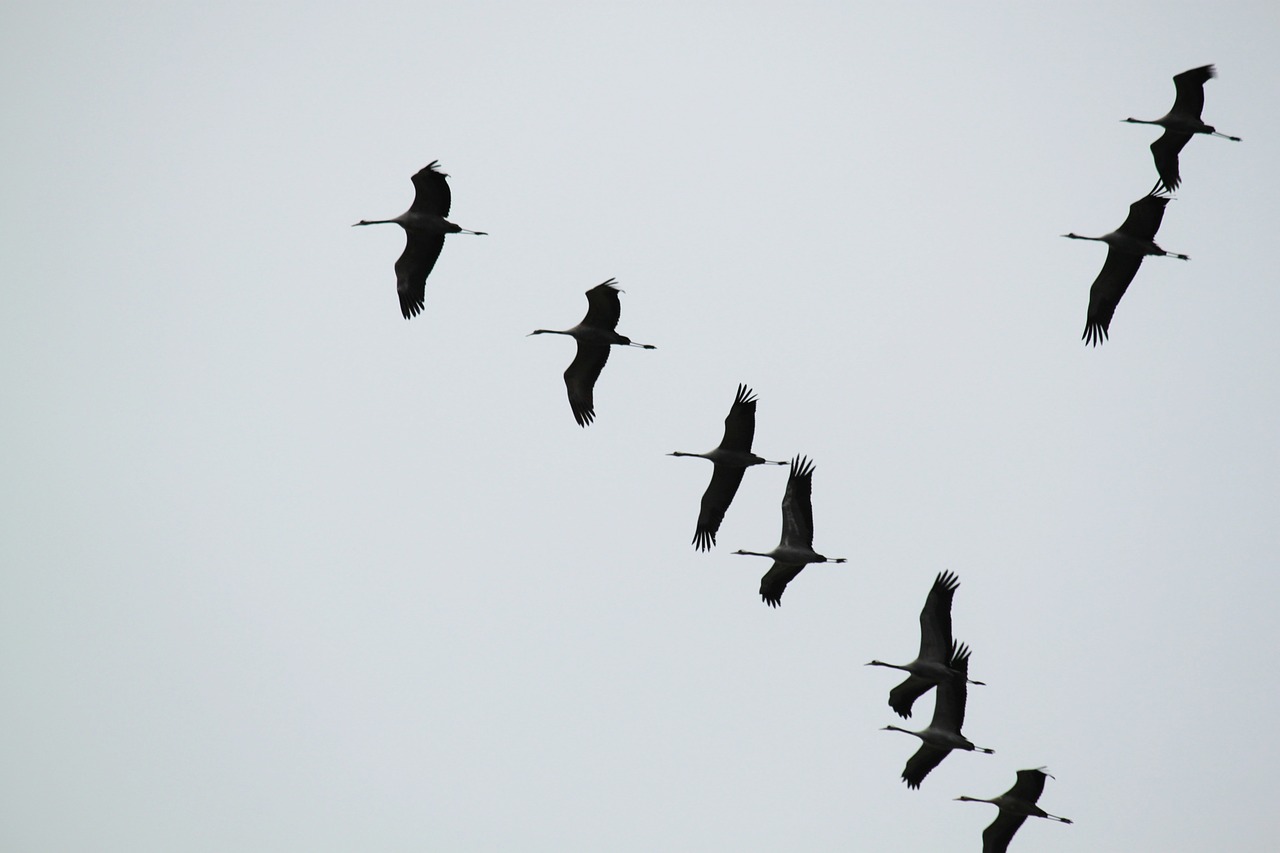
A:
902,742,950,790
719,384,758,452
888,674,934,719
1170,64,1214,120
918,570,959,662
1150,130,1193,192
582,280,623,331
932,643,971,732
1082,247,1144,347
981,811,1029,853
693,465,747,551
1007,768,1048,804
1120,193,1170,242
394,233,445,319
780,456,815,548
564,342,610,427
409,161,452,217
759,561,804,608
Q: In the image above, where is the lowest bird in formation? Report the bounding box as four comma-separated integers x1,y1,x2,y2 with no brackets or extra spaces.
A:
669,384,785,551
354,162,487,319
1124,64,1241,193
867,571,985,718
732,455,845,607
956,768,1072,853
530,280,655,427
1065,191,1188,346
882,643,993,788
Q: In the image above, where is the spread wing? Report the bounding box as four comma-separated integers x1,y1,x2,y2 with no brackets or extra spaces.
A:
1150,129,1193,192
394,233,445,319
888,674,934,719
564,342,610,427
719,384,758,452
779,456,815,549
693,466,747,551
981,811,1028,853
901,742,951,790
582,280,623,331
408,161,452,217
1082,247,1144,346
760,561,804,608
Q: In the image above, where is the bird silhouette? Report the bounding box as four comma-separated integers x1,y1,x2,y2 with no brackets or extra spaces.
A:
353,162,486,319
956,767,1072,853
1123,65,1240,193
669,384,786,551
732,455,846,607
867,571,985,718
529,280,655,427
1064,192,1188,346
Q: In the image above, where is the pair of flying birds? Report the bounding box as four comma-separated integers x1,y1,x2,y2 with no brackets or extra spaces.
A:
1068,64,1239,346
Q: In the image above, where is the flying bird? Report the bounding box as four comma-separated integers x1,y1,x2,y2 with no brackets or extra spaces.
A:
866,571,985,718
882,643,992,788
1123,64,1241,193
1064,192,1189,346
732,455,846,607
353,162,487,319
956,767,1072,853
529,280,655,427
669,384,787,551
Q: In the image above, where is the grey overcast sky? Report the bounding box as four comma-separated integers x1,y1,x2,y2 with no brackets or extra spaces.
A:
4,2,1279,851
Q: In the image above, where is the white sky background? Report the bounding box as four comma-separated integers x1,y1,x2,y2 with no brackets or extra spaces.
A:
3,2,1279,850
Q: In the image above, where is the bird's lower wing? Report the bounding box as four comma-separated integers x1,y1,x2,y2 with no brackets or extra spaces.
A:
981,811,1029,853
563,343,610,427
1150,130,1192,193
1083,250,1144,346
693,466,747,551
888,674,935,719
394,234,445,319
759,561,804,608
902,743,950,789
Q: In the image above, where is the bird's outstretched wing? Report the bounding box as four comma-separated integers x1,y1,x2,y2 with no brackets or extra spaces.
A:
759,561,804,608
1170,64,1214,120
582,279,623,331
409,161,452,217
1150,129,1193,192
888,674,934,719
981,811,1029,853
780,456,816,548
394,233,445,319
564,342,610,427
720,384,758,452
1082,247,1144,346
1120,193,1171,242
919,570,959,663
693,466,747,551
901,742,950,790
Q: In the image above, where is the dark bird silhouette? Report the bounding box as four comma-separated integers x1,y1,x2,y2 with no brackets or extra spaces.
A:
669,384,786,551
1123,65,1240,193
956,768,1072,853
732,455,846,607
1064,192,1189,346
866,571,985,718
353,162,486,319
882,644,992,788
529,279,655,427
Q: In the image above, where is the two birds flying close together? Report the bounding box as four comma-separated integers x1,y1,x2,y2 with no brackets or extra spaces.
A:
1068,64,1238,346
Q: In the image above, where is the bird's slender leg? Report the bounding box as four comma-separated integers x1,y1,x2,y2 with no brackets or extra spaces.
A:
626,342,657,349
1212,131,1242,141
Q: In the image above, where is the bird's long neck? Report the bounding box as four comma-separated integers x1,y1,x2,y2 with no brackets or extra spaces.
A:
529,329,572,337
668,451,707,459
732,550,772,559
1062,233,1104,243
954,796,994,805
866,660,909,672
881,725,915,736
1122,117,1159,126
352,218,398,227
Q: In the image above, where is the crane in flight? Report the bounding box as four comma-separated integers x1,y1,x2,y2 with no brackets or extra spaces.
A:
669,384,786,551
866,571,985,718
732,456,846,607
353,162,486,319
956,767,1072,853
529,280,655,427
1063,191,1188,346
1123,64,1240,193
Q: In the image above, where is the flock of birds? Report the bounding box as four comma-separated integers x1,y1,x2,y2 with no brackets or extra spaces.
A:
352,65,1239,852
1068,64,1240,346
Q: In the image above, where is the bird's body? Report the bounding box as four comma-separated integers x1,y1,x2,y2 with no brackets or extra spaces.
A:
957,768,1072,853
867,571,984,718
732,456,846,607
1123,64,1240,192
529,280,654,427
882,644,992,788
353,162,486,319
670,384,786,551
1064,192,1188,346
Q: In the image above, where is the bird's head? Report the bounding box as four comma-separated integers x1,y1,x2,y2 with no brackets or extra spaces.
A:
1061,233,1084,240
953,796,980,803
1120,117,1142,123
